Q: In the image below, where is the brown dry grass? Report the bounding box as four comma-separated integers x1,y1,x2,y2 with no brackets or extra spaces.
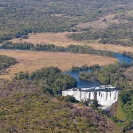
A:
0,50,117,79
77,20,108,29
11,32,133,53
11,32,81,46
86,43,133,53
77,14,128,29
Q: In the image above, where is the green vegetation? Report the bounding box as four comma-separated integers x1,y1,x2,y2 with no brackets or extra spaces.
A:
2,42,115,57
119,90,133,121
98,23,133,46
0,53,133,132
0,66,115,133
78,63,133,132
79,72,95,82
68,23,133,46
71,64,100,71
0,0,133,44
0,93,115,133
93,63,125,85
67,30,101,41
71,66,81,71
123,50,133,58
112,90,133,133
2,41,34,50
75,63,133,132
1,0,133,132
76,62,133,91
0,54,17,70
87,63,133,90
13,67,76,95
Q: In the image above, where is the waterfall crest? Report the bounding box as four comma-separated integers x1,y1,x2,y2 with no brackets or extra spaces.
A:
62,86,119,109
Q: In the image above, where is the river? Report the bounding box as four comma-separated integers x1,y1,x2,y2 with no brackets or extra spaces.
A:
63,53,133,109
65,53,133,88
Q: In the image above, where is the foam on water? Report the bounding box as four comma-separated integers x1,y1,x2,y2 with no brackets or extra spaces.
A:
62,86,119,109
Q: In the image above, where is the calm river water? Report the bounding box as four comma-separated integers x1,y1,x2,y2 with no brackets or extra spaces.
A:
65,53,133,88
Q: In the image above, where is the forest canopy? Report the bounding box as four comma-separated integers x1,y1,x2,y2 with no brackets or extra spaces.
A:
0,0,133,46
0,54,17,70
13,67,77,95
2,42,115,57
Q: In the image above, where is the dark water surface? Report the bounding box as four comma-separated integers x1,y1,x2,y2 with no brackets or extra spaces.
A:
65,53,133,88
0,47,133,88
114,53,133,65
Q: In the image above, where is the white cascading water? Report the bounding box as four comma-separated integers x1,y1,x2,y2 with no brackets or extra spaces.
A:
62,87,119,109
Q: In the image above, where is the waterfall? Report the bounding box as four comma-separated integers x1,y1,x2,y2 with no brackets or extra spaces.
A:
62,87,119,109
96,91,119,108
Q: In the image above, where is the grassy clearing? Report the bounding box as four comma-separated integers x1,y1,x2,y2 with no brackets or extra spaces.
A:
11,32,81,46
0,50,117,79
76,14,127,29
127,10,133,17
86,43,133,53
11,32,133,53
77,19,108,29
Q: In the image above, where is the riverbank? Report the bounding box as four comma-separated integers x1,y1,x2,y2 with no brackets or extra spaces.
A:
0,50,117,79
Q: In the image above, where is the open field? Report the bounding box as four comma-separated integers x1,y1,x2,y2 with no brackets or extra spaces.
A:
76,14,128,29
0,50,117,79
11,32,133,53
11,32,81,46
86,43,133,53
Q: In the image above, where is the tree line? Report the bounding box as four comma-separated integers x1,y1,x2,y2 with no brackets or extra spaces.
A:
13,67,77,95
71,64,100,71
80,62,133,90
114,90,133,132
0,54,17,70
2,42,115,57
68,22,133,47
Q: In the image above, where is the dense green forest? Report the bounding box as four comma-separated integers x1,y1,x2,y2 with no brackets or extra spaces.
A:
0,66,116,133
75,62,133,132
2,41,115,57
0,92,116,133
79,71,96,82
12,67,76,95
0,0,133,44
110,90,133,133
78,62,133,90
68,23,133,46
